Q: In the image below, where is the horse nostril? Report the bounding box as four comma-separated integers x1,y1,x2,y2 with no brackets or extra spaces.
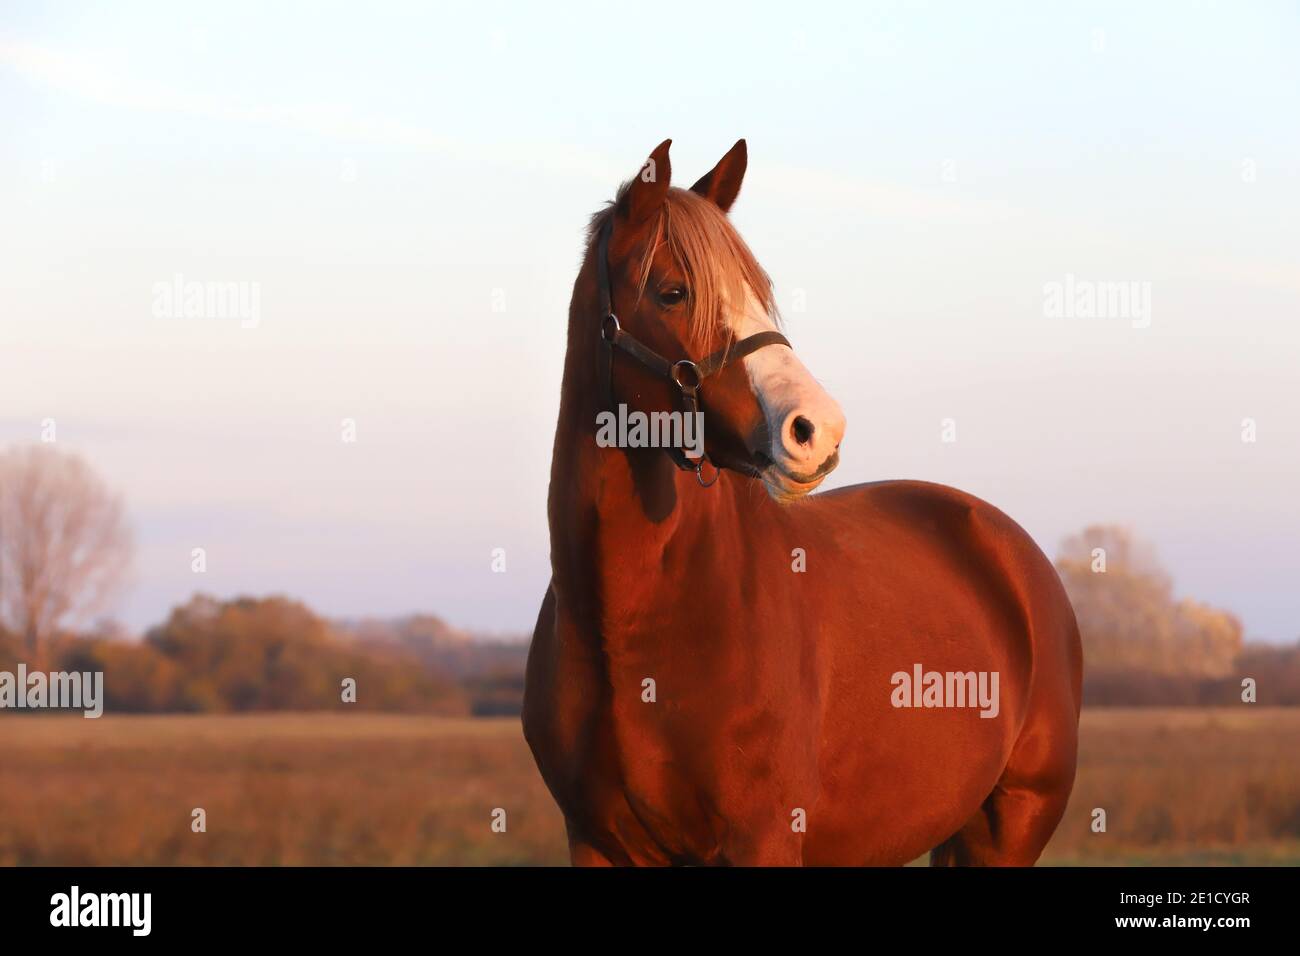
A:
791,416,815,446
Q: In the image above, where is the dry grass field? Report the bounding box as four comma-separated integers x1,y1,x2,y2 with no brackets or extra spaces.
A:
0,715,568,866
1,708,1296,866
1042,708,1300,865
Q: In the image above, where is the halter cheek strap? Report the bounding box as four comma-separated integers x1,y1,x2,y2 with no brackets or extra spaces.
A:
595,218,790,487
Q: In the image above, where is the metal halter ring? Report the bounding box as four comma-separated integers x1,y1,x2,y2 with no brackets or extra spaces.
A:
670,359,702,392
601,313,621,342
694,457,720,487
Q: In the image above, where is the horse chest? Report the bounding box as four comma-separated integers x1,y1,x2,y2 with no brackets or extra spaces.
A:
579,641,820,864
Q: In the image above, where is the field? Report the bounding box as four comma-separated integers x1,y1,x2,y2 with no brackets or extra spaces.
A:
1,709,1297,866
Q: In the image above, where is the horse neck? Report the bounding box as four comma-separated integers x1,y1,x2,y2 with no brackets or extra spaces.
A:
548,263,743,624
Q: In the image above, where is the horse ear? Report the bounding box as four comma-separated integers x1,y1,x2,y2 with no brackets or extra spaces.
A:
690,139,747,212
616,139,672,226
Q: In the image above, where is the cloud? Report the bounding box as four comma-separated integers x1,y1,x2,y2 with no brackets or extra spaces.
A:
0,34,1006,222
0,33,621,180
755,160,1017,223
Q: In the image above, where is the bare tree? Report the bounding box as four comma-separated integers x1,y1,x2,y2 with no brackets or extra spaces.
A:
0,445,133,656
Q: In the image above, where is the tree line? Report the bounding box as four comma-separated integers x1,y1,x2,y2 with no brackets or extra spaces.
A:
3,444,1297,711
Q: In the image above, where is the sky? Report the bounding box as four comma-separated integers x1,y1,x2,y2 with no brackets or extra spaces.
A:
1,1,1298,641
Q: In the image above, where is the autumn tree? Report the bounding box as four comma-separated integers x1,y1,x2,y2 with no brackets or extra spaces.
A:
1056,525,1241,677
143,594,470,714
0,445,133,656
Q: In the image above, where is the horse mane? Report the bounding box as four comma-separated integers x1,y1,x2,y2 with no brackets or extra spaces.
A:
589,185,780,352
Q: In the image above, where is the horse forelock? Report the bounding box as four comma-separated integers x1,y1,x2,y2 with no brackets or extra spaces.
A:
589,186,780,352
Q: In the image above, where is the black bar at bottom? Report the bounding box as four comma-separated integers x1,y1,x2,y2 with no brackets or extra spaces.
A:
0,866,1283,942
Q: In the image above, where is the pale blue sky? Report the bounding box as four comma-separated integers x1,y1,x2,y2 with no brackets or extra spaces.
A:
1,1,1297,640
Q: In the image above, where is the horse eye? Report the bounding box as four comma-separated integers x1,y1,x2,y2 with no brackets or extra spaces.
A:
658,287,686,307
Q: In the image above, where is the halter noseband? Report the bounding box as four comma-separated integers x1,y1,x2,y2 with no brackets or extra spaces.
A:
595,217,790,487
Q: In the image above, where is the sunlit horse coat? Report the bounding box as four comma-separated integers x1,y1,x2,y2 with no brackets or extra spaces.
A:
524,140,1082,866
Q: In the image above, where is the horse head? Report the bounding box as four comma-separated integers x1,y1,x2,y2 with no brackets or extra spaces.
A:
594,139,845,500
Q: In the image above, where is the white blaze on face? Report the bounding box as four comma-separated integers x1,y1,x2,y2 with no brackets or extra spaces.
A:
730,286,846,494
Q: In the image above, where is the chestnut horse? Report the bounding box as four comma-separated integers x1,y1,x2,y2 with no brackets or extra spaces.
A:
523,139,1082,866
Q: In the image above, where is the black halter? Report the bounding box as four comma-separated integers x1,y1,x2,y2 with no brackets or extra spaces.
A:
595,218,791,487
